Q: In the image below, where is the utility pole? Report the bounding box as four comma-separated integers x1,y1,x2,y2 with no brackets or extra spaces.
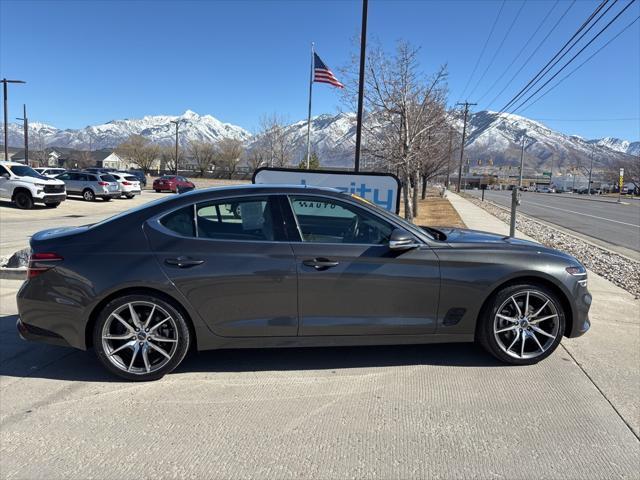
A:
354,0,369,173
510,131,527,237
445,128,453,189
518,134,526,188
455,101,476,192
588,145,595,195
2,78,26,162
15,104,28,164
169,120,179,186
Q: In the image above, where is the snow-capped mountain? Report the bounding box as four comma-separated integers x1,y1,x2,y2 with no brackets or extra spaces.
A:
588,137,640,156
6,110,250,150
4,109,637,170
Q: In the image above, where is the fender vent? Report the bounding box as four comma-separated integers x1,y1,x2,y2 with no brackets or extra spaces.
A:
443,308,466,326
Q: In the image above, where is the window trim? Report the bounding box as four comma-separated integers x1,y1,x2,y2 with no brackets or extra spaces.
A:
284,193,410,247
152,193,286,243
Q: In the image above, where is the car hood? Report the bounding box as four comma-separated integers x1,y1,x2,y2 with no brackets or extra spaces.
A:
432,227,576,261
15,175,64,186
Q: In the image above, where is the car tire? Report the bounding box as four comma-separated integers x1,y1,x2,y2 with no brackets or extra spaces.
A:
102,196,112,202
126,194,134,199
14,191,34,209
155,189,161,193
45,202,61,208
83,189,96,202
93,294,191,381
476,283,565,365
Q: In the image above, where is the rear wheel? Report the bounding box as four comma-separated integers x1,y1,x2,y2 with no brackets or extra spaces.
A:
93,294,191,381
125,194,134,199
477,284,565,365
155,189,161,193
102,196,112,202
14,191,34,209
83,189,96,202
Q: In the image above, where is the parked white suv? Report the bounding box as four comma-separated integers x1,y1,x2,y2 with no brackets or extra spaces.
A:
0,161,67,209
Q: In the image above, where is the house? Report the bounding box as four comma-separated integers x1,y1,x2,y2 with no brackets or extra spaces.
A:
11,148,69,167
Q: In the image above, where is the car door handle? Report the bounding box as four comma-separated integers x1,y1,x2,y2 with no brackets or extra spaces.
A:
165,257,205,268
302,258,340,270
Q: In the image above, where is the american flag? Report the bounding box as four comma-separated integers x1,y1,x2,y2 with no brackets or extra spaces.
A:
313,53,344,89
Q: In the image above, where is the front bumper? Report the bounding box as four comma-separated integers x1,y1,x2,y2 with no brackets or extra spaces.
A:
34,193,67,204
567,289,592,338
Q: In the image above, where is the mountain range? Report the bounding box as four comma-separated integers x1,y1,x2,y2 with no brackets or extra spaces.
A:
5,109,638,171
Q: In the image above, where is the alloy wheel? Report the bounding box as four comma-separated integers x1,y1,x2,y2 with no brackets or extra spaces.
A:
101,301,179,375
493,290,560,360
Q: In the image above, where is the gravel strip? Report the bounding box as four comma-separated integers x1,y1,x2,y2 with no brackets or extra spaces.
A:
462,194,640,298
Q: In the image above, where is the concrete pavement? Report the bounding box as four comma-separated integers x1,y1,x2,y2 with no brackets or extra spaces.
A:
448,191,640,438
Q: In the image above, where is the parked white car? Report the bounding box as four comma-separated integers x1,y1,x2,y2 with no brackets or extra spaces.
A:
0,161,66,209
112,172,141,199
34,167,66,178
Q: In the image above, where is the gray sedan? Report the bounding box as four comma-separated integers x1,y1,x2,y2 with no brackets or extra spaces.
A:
16,185,591,381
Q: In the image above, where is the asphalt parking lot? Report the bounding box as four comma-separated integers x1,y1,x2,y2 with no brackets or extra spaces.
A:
1,188,639,479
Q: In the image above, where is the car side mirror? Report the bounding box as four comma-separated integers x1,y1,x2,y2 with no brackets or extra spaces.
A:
389,228,420,251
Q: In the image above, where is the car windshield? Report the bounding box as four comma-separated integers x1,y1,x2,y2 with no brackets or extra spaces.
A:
8,165,48,180
347,194,435,242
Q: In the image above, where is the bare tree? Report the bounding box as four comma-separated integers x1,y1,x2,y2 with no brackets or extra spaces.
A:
341,41,449,220
619,155,639,191
215,138,244,179
258,113,293,167
31,132,48,167
245,145,268,173
116,135,160,173
189,141,216,177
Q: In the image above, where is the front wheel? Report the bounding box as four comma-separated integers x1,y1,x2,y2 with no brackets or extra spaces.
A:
93,294,191,381
45,202,61,208
477,284,565,365
14,191,34,209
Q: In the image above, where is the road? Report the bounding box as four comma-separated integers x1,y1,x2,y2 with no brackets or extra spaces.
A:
467,190,640,257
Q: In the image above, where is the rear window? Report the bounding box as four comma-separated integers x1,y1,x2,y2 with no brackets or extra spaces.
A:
125,176,138,182
100,175,117,182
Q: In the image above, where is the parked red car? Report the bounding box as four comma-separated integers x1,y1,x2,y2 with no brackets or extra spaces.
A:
153,175,195,193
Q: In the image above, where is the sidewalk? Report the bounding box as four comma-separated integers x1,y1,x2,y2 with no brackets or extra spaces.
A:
447,191,640,437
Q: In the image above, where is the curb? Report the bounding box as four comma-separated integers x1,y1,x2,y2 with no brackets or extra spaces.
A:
0,268,27,280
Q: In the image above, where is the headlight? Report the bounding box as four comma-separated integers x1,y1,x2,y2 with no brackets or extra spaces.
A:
566,265,587,276
34,183,46,188
566,265,588,287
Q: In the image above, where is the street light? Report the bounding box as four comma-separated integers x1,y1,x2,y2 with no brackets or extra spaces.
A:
2,78,26,162
15,104,28,164
169,120,179,191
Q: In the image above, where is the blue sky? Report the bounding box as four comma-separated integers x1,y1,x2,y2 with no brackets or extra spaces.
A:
1,0,638,139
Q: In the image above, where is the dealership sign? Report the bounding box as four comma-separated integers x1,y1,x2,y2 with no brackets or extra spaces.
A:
253,167,401,213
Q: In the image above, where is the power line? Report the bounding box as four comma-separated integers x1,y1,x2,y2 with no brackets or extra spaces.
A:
520,15,640,114
511,1,638,113
485,0,576,110
477,0,559,105
499,0,611,113
458,0,506,101
467,0,527,100
505,0,621,112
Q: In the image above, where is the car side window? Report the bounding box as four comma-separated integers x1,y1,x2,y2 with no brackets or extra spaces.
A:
196,197,277,241
289,196,393,245
58,173,70,180
160,206,195,237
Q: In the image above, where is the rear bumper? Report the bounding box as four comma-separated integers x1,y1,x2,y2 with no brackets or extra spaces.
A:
17,317,72,348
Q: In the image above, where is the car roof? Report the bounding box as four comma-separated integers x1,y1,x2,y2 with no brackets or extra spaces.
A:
0,161,30,167
180,183,342,198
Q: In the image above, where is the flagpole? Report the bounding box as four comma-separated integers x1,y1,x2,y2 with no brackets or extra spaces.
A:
305,42,314,169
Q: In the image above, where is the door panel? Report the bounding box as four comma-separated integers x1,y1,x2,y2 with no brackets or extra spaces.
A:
145,197,298,337
291,243,440,335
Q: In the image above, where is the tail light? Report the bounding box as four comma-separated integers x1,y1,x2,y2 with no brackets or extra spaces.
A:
28,252,63,279
122,181,131,185
98,181,109,186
